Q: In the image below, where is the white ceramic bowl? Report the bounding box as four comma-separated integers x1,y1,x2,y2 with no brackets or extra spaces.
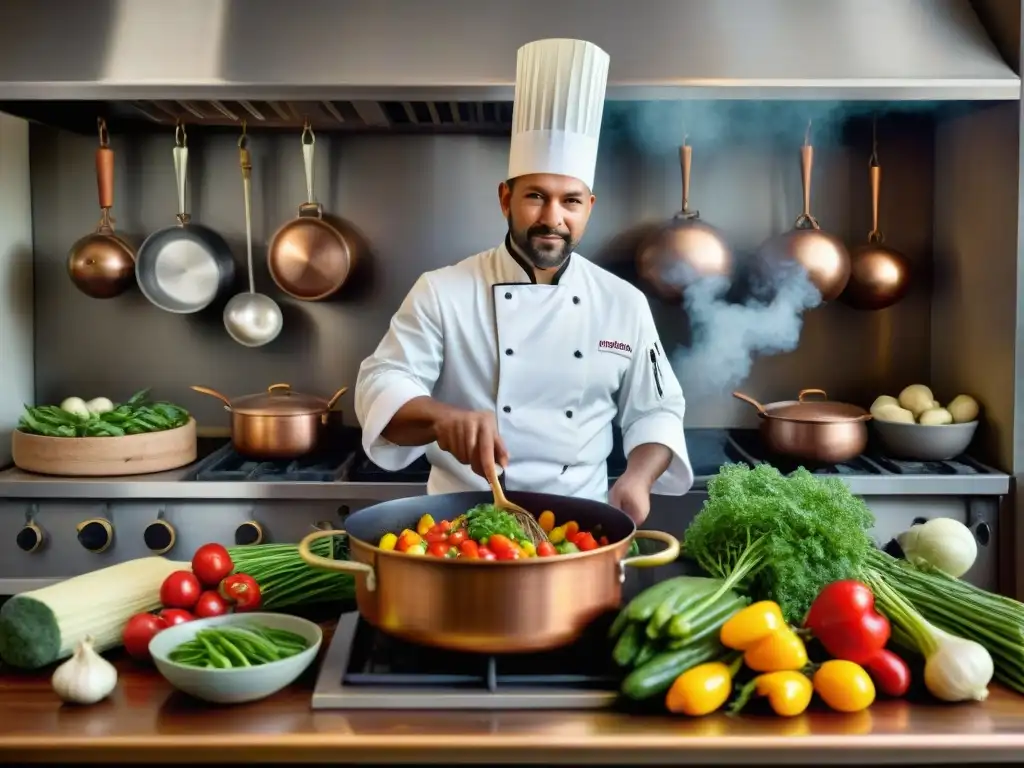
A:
872,419,979,462
148,612,322,704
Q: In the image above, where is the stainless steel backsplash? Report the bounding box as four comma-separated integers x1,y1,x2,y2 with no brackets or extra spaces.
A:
28,119,937,431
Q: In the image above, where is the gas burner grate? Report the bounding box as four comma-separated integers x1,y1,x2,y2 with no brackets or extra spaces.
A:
192,444,356,482
869,454,983,476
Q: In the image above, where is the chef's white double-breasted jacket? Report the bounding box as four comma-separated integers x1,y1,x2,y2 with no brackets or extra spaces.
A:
355,239,694,502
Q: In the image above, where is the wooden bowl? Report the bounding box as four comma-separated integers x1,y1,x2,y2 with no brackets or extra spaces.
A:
12,418,197,476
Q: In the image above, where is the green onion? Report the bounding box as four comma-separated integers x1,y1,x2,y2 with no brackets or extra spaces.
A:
226,538,355,611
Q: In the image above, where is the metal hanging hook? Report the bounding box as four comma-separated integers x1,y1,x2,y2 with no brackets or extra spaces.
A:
302,118,315,146
238,119,248,150
175,120,187,148
97,117,109,147
869,115,880,167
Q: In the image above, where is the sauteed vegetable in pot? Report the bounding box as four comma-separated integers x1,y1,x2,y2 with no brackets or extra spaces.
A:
377,504,627,560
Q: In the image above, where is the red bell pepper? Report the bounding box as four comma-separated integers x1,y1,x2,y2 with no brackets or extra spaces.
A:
804,580,891,665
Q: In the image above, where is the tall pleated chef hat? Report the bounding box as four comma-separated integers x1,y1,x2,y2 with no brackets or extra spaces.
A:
507,38,610,191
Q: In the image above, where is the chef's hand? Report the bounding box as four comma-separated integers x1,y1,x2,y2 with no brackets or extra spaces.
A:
432,407,510,480
609,471,652,526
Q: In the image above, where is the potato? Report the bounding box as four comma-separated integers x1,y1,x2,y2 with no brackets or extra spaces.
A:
947,394,980,424
898,384,935,417
870,395,900,415
919,407,954,426
874,403,916,424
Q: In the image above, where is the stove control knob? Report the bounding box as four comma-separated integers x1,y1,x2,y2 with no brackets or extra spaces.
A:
235,521,264,546
77,518,114,553
16,522,45,554
143,520,177,555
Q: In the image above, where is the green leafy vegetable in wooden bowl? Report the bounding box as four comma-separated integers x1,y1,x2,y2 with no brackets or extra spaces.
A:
18,389,191,438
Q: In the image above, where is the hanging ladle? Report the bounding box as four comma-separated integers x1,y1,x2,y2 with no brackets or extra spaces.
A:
223,123,284,348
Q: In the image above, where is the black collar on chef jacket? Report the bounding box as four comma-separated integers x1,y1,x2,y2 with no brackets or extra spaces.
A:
503,232,572,286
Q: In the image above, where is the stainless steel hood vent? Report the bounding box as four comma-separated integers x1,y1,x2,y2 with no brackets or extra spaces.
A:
0,0,1017,103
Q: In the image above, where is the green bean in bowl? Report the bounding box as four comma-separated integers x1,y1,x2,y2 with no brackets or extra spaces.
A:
148,613,322,704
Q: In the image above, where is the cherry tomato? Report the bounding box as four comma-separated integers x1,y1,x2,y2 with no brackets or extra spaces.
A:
478,546,497,561
598,536,610,547
563,521,580,540
495,546,521,561
459,540,480,559
160,571,202,610
575,532,599,551
425,530,449,544
194,590,230,618
122,612,168,660
439,520,452,532
219,573,262,612
190,542,234,588
537,541,557,557
487,534,517,557
447,529,467,546
158,608,194,627
427,541,450,557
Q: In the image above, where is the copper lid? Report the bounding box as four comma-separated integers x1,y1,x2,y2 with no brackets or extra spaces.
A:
231,384,333,417
734,389,869,424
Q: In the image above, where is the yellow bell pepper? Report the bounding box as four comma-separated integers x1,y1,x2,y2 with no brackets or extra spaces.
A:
743,627,808,672
416,514,435,536
378,533,398,551
537,510,556,533
549,525,567,544
813,660,876,713
665,659,739,716
720,601,786,651
520,541,537,557
753,671,814,717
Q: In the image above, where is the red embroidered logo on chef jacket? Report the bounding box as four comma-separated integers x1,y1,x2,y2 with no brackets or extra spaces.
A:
598,339,633,359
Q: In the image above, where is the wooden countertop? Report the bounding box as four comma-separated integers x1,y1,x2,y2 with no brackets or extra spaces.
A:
2,624,1024,765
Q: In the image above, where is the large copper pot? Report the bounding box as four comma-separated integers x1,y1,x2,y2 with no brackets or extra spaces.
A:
636,143,732,300
756,139,850,302
191,383,347,459
733,389,871,464
298,491,680,654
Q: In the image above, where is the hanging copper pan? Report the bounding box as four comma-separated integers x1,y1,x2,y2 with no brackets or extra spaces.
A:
841,132,912,311
756,130,850,302
67,118,136,299
267,122,354,301
636,142,732,301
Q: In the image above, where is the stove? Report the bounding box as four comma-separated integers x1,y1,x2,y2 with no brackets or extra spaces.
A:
311,612,620,710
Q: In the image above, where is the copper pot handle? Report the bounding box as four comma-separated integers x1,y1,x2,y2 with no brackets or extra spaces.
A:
732,391,769,416
95,117,116,233
797,388,828,402
299,529,377,591
267,383,292,394
794,141,821,231
618,530,680,582
326,386,349,411
191,385,232,411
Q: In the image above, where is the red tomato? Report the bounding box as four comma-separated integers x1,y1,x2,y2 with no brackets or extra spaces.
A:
160,571,202,610
190,543,234,588
864,648,911,697
427,541,450,557
447,529,467,546
425,530,448,544
495,545,521,561
219,573,262,612
477,546,497,561
122,612,168,660
598,536,609,547
439,520,452,532
459,540,480,559
536,541,557,557
575,532,598,551
158,608,194,627
487,534,516,557
194,590,230,618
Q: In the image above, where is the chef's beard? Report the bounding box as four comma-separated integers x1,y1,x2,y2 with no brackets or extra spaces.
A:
507,218,575,270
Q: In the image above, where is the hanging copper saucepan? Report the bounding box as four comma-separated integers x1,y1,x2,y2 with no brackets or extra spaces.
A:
191,383,348,460
267,122,354,301
67,118,137,299
841,128,912,311
733,389,871,464
636,141,732,301
756,127,850,302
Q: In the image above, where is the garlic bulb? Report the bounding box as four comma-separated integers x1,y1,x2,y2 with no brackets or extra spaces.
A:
51,636,118,705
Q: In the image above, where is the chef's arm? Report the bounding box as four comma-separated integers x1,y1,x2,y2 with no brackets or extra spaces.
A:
616,308,694,496
355,275,445,470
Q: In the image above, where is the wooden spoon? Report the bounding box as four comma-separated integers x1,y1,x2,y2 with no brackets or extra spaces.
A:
486,467,549,545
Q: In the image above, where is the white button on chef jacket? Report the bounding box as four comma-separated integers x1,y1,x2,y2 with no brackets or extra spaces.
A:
355,239,694,503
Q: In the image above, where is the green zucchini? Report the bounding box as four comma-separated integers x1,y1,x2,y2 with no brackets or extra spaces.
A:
620,639,725,700
612,622,643,667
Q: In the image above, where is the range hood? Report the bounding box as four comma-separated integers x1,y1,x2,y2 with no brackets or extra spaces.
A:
0,0,1017,104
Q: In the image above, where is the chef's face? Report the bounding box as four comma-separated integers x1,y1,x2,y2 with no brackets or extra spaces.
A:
499,174,595,271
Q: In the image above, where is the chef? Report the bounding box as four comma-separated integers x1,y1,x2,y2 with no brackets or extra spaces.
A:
355,38,692,524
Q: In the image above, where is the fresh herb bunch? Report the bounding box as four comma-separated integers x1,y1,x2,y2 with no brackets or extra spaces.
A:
683,462,876,622
462,504,529,543
18,389,191,438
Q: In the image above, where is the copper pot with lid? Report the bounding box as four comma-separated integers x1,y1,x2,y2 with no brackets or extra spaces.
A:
733,389,871,464
756,132,850,302
637,142,732,300
191,383,348,459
